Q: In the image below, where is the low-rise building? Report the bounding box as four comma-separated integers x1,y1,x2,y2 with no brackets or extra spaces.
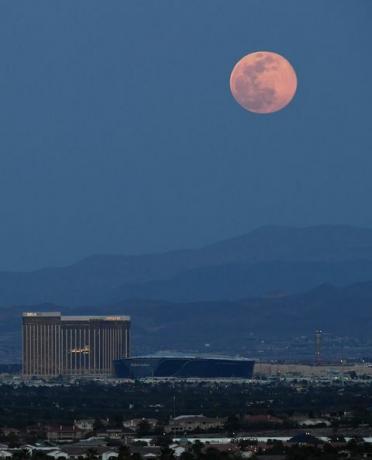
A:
46,450,69,459
165,415,225,433
103,429,123,439
73,419,95,432
122,418,158,432
46,425,84,442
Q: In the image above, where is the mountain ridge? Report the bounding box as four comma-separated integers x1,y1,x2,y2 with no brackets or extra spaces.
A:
2,225,372,307
4,279,372,361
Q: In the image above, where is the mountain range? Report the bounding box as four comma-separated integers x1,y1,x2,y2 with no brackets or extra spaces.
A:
3,225,372,360
2,279,372,360
2,225,372,307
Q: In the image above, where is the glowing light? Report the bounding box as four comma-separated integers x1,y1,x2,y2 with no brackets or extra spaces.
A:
230,51,297,114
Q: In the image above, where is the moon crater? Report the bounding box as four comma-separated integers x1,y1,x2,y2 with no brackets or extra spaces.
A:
230,51,297,114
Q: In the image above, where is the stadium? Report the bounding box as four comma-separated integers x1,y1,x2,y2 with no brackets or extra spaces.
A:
113,355,255,379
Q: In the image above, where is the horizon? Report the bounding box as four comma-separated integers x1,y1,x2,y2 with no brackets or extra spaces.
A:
0,0,371,271
2,223,372,272
2,2,372,454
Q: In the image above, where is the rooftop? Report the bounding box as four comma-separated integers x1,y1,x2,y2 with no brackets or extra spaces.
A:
22,312,130,321
125,353,253,361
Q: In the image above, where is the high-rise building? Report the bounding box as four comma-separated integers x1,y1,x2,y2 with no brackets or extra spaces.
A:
22,312,130,378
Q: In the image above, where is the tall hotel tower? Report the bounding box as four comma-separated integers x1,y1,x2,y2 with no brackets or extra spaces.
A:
22,312,130,378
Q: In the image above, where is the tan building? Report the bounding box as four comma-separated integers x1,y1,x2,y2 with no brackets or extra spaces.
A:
22,312,130,377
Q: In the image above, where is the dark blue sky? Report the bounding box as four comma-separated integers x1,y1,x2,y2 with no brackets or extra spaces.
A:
0,0,370,270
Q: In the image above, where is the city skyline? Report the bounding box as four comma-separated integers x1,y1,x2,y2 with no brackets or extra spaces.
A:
0,2,372,458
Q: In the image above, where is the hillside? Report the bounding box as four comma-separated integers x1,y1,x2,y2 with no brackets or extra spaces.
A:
4,280,372,362
2,225,372,306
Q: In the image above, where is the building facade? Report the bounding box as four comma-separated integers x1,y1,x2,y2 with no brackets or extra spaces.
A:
22,312,130,378
114,355,255,379
165,415,226,433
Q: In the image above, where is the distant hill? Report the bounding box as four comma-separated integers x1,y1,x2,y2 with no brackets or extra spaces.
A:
121,280,372,347
5,280,372,360
110,259,372,302
2,225,372,306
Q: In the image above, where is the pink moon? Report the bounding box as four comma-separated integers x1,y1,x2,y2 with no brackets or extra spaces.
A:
230,51,297,114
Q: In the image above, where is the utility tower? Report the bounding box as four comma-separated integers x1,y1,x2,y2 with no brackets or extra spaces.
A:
315,329,322,365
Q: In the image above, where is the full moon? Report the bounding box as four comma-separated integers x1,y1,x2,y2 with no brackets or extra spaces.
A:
230,51,297,114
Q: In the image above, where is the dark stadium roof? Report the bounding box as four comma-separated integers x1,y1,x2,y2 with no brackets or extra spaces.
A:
123,353,253,361
114,354,255,379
